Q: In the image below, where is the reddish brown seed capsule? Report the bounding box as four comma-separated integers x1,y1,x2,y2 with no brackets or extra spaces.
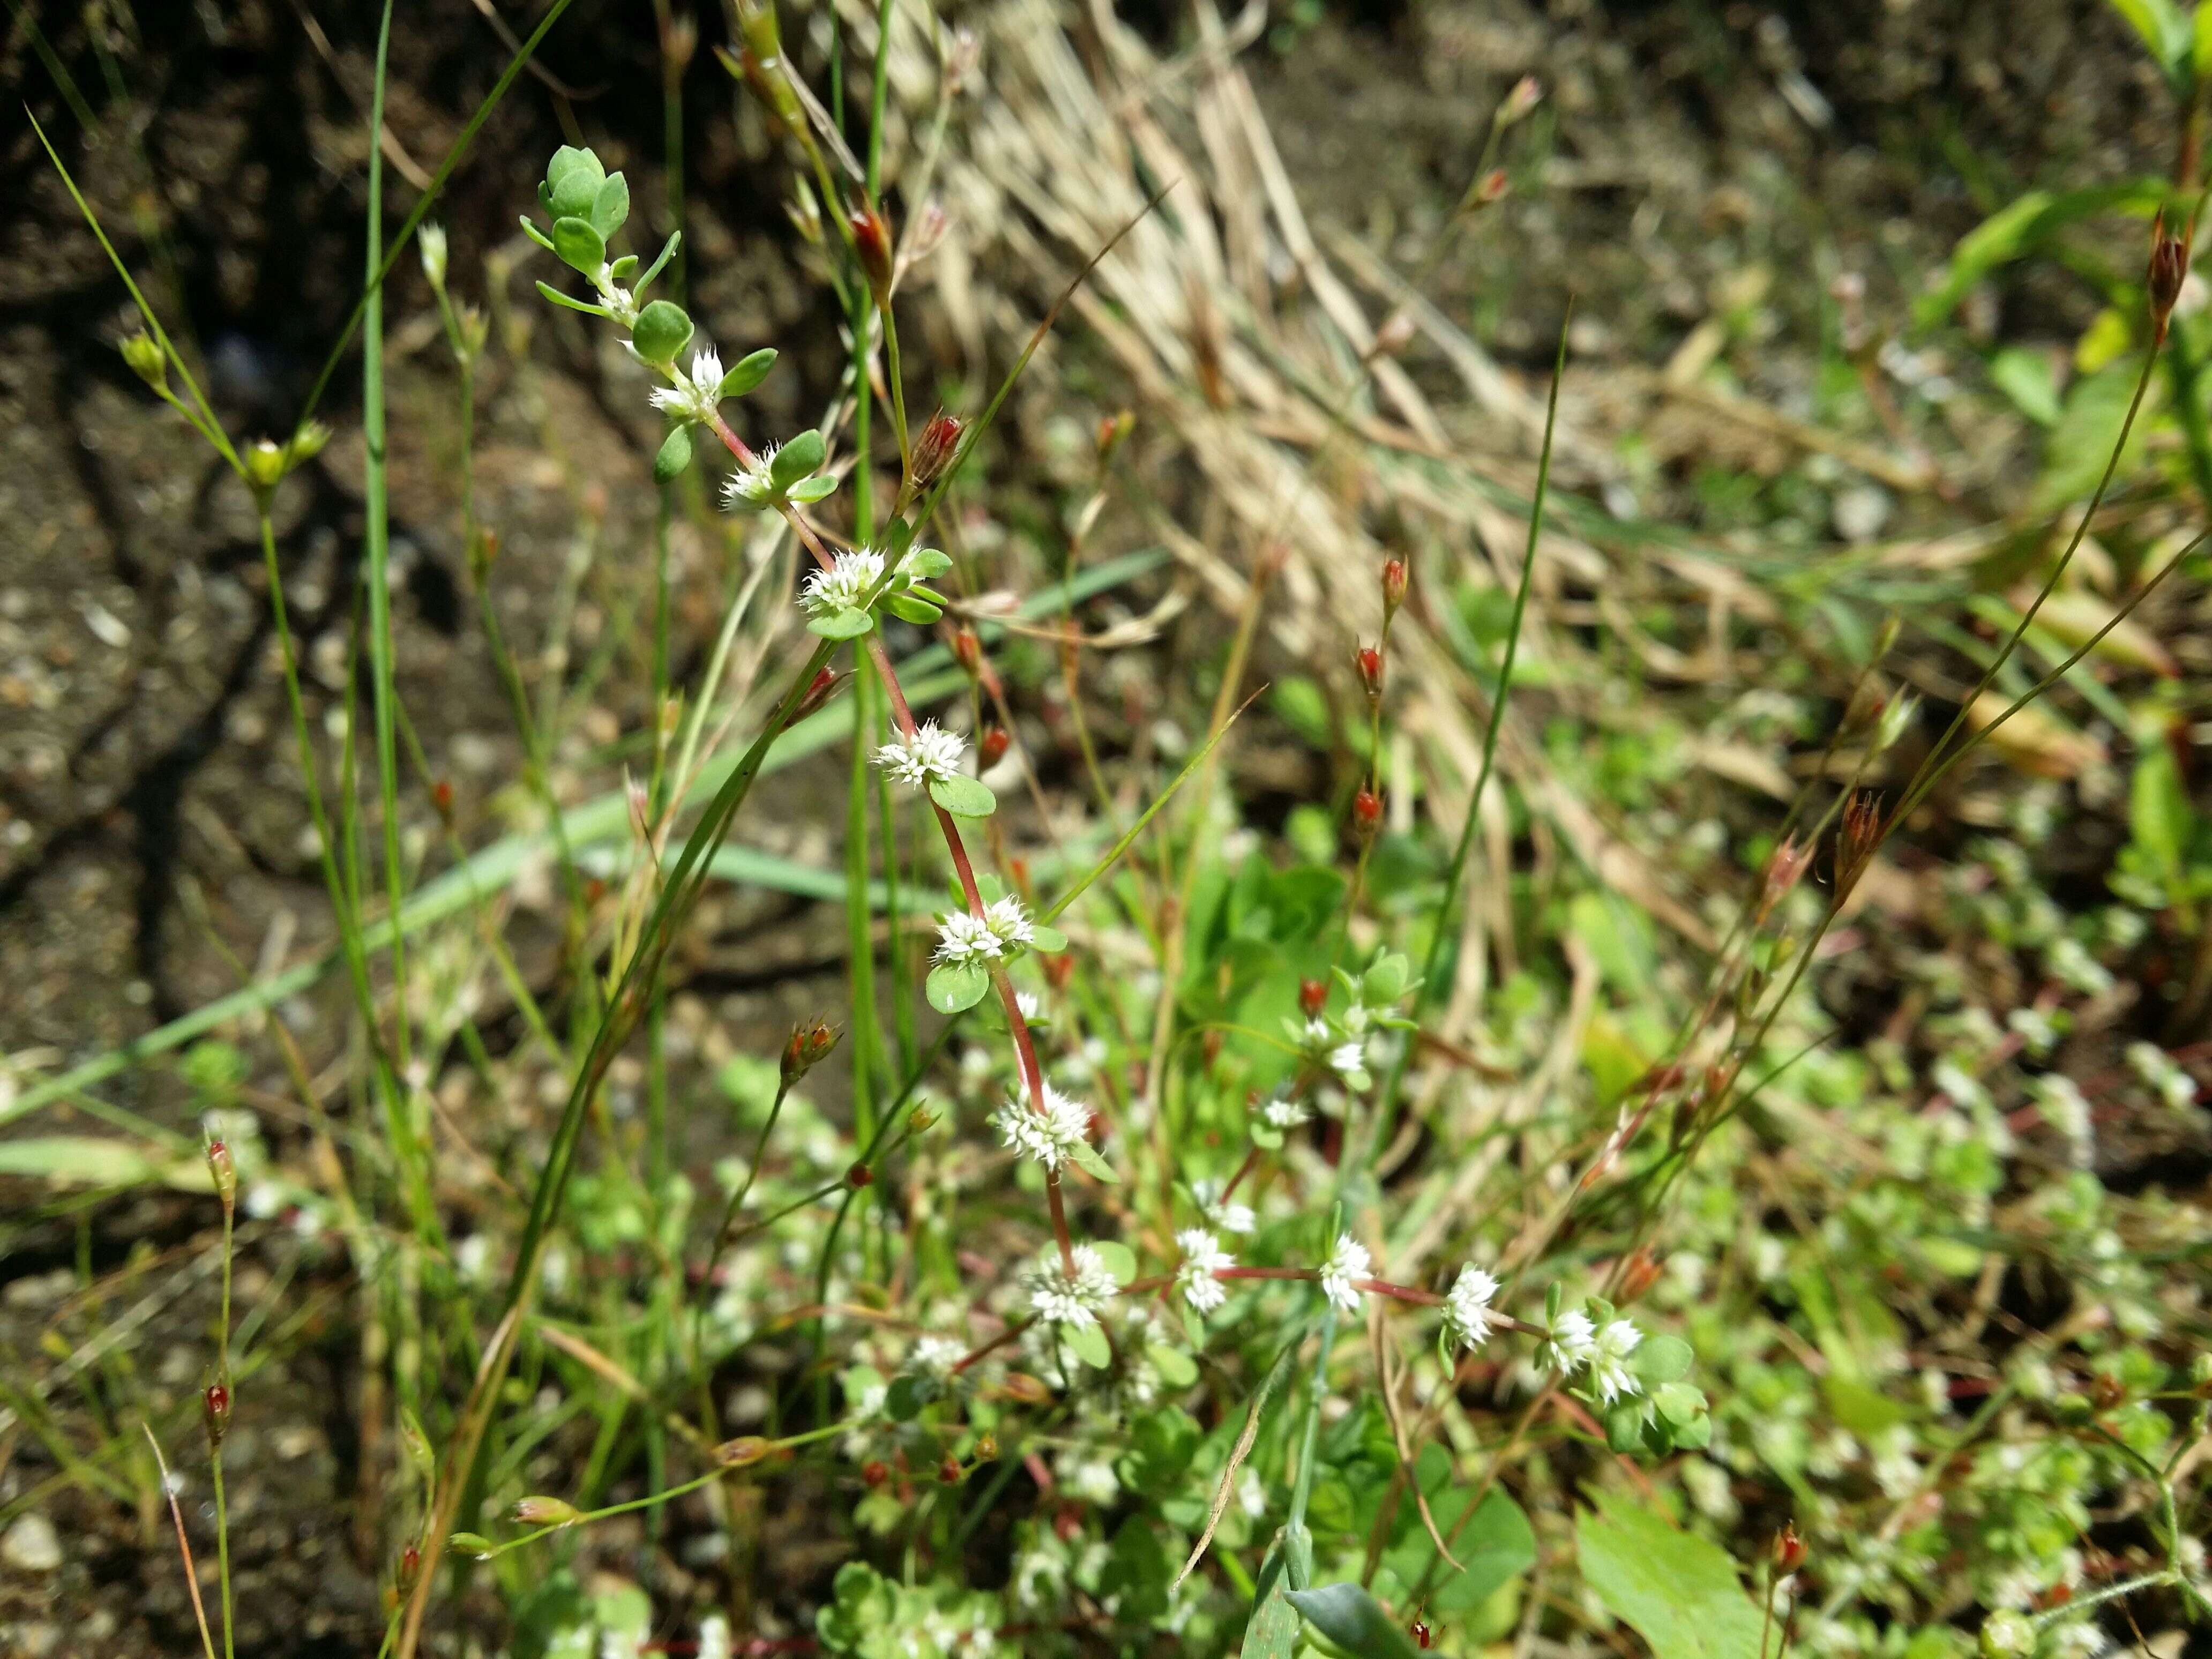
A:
850,206,895,304
913,410,962,488
397,1543,421,1592
1775,1522,1807,1573
203,1380,233,1447
938,1455,964,1486
205,1138,237,1211
782,1018,841,1087
1410,1619,1433,1649
1299,977,1328,1018
431,778,455,822
981,725,1011,766
1617,1245,1662,1304
1355,644,1385,700
2149,211,2189,342
2089,1373,2125,1412
1381,557,1408,616
862,1459,890,1488
847,1160,873,1189
795,666,845,719
951,629,983,680
1352,787,1382,838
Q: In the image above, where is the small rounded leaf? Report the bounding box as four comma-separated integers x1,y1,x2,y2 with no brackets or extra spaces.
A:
631,299,693,366
926,775,996,818
925,961,991,1014
770,429,826,486
1067,1139,1119,1184
1091,1241,1138,1283
591,170,631,238
654,425,694,483
545,146,604,218
808,608,877,641
1147,1344,1199,1388
1029,925,1068,954
1063,1321,1111,1370
718,348,779,399
885,593,944,625
786,474,841,504
552,216,606,274
1631,1334,1694,1385
903,547,953,579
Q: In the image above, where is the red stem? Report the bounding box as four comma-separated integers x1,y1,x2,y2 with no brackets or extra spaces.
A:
703,409,1072,1268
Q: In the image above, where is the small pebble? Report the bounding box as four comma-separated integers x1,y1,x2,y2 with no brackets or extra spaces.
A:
3,1513,63,1574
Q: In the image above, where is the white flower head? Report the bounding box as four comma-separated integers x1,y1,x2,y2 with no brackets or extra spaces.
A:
1318,1232,1372,1315
698,1617,732,1659
1588,1318,1645,1403
1175,1228,1234,1315
1545,1309,1597,1375
986,895,1035,949
935,909,1005,967
908,1334,967,1378
1441,1264,1500,1351
1191,1177,1256,1236
1328,1041,1369,1086
1259,1092,1310,1130
801,548,887,616
1023,1244,1118,1330
419,221,449,288
993,1083,1092,1171
650,346,726,424
873,720,966,788
723,444,780,511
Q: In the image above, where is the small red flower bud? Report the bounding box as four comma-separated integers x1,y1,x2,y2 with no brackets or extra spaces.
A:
203,1379,233,1447
1475,167,1509,207
205,1138,237,1211
850,206,895,303
1299,977,1328,1018
431,778,455,822
980,725,1011,766
796,666,846,720
2148,210,2190,342
847,1160,873,1189
913,410,963,489
1775,1522,1807,1573
782,1018,841,1087
1355,643,1384,700
862,1459,890,1488
1836,791,1883,898
1410,1619,1433,1649
1352,787,1382,837
1381,557,1408,616
397,1543,421,1592
938,1455,965,1485
951,629,983,680
1096,410,1135,464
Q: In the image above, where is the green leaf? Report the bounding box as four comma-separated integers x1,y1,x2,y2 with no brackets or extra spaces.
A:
787,474,840,504
928,774,997,818
1912,182,2170,332
1653,1382,1707,1428
1360,952,1409,1005
545,145,604,219
609,254,639,282
2128,740,2195,891
2106,0,2192,76
551,215,605,274
1148,1344,1199,1387
1576,1490,1766,1659
1382,1471,1534,1613
1064,1320,1111,1369
1029,925,1068,954
1632,1334,1694,1385
883,1376,928,1422
653,425,693,483
1067,1137,1120,1183
925,961,991,1014
1987,348,2062,427
534,280,610,319
519,215,556,253
718,347,779,399
0,1136,208,1191
808,608,876,641
1239,1529,1309,1659
905,546,953,579
2199,0,2212,78
631,298,693,366
1092,1240,1138,1282
771,429,826,485
1284,1582,1424,1659
590,170,630,238
885,593,944,625
637,229,682,294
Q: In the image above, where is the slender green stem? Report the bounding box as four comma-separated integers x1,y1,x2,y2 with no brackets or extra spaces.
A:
1367,305,1571,1164
212,1202,235,1659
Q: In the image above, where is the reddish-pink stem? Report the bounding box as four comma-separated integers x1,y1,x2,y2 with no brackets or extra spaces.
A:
703,410,1072,1268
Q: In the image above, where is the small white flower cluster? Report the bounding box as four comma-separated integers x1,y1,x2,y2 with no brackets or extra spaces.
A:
1318,1232,1372,1315
1023,1244,1118,1331
1175,1228,1235,1314
934,896,1036,966
993,1083,1092,1172
2127,1040,2198,1112
697,1616,732,1659
1441,1264,1500,1351
799,548,889,616
874,720,966,788
1547,1309,1645,1403
1258,1092,1309,1130
1191,1177,1255,1235
647,346,727,426
908,1334,968,1379
722,444,781,511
